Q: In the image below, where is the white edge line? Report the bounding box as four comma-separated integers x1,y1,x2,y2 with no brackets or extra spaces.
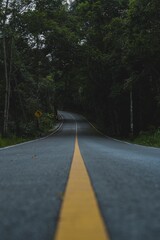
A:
0,114,64,151
82,115,160,149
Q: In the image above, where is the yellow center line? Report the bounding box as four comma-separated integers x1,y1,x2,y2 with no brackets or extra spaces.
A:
54,135,110,240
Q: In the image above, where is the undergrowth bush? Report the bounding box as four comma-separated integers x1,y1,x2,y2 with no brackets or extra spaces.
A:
0,136,29,147
133,128,160,147
0,112,57,147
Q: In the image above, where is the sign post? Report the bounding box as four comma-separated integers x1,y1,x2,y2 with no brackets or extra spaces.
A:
34,110,42,129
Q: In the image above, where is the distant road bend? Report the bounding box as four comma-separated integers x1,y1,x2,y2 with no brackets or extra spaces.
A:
0,111,160,240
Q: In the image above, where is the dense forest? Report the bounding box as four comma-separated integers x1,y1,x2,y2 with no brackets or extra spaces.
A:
0,0,160,138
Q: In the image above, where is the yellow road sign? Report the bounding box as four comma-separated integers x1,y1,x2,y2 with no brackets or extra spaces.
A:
34,110,42,118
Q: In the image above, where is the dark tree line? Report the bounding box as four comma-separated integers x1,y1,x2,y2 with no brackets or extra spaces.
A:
0,0,160,137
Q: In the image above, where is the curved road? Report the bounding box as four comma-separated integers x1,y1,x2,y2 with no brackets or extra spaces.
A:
0,111,160,240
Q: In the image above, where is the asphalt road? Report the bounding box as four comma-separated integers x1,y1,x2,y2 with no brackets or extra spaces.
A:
0,111,160,240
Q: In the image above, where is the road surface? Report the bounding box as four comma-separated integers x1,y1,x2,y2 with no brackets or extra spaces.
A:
0,111,160,240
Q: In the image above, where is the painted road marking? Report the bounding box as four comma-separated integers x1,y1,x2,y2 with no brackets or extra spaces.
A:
54,136,110,240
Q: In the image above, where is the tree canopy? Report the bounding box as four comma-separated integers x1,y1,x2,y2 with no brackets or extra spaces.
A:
1,0,160,137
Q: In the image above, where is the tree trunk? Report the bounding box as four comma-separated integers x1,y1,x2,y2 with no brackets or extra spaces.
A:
3,37,10,136
2,0,10,136
130,89,134,137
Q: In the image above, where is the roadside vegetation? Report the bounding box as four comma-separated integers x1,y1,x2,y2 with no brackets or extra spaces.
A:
132,129,160,148
0,113,57,147
0,136,30,147
0,0,160,147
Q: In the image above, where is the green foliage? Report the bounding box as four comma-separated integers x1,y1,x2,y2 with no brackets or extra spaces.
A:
39,112,55,133
69,0,160,136
132,128,160,147
0,136,30,147
1,0,160,139
16,112,56,137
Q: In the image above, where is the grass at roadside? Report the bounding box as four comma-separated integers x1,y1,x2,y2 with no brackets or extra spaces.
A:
0,136,30,148
0,113,61,148
131,129,160,148
83,113,160,148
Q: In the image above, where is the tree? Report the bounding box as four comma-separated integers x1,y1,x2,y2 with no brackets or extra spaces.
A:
1,0,10,136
